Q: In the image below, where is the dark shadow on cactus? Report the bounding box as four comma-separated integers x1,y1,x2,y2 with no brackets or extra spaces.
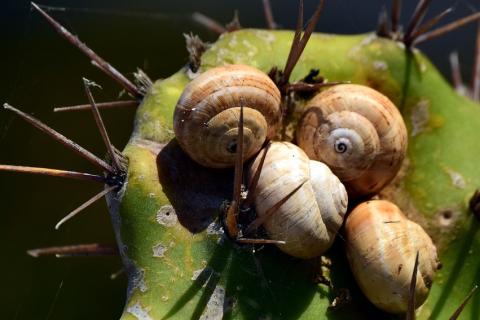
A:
400,50,414,111
156,139,233,233
190,272,224,320
161,242,232,319
430,216,480,319
471,265,480,319
224,245,319,319
400,49,429,111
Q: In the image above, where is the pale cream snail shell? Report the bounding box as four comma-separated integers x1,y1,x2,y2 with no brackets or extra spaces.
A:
173,64,281,168
344,200,440,314
247,141,348,259
296,84,407,198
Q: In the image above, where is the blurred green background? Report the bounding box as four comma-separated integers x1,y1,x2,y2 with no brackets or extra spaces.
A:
0,0,478,319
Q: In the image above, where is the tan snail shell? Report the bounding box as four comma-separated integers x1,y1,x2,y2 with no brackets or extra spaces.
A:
173,64,281,168
247,141,348,259
345,200,440,314
296,84,407,198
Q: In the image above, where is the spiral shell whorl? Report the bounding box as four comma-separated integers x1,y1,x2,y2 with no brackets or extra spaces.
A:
296,84,407,198
345,200,440,314
248,142,348,259
174,65,281,168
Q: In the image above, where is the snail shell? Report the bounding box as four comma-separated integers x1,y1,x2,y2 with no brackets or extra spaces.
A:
345,200,440,314
247,142,348,259
296,84,407,198
174,64,281,168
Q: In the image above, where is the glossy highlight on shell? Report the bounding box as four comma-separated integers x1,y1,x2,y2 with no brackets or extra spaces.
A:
173,64,281,168
296,84,407,198
247,141,348,259
344,200,440,314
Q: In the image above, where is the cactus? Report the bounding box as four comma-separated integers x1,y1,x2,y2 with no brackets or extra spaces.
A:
3,1,480,319
117,29,480,319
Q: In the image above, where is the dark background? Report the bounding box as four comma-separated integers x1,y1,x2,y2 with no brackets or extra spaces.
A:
0,0,478,319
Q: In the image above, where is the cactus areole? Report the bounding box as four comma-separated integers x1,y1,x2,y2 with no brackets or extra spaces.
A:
111,28,480,319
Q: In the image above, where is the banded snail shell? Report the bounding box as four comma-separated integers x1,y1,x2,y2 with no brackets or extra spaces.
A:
345,200,440,313
296,84,407,198
174,64,281,168
247,141,348,259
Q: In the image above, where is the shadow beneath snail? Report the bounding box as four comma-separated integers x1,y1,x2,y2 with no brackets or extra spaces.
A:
223,245,320,319
160,242,232,320
156,139,233,233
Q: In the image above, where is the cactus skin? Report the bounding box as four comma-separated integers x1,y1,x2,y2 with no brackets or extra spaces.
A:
113,29,480,319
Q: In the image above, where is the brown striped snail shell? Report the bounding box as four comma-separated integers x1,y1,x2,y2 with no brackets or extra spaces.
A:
345,200,440,314
247,141,348,259
173,64,281,168
296,84,407,198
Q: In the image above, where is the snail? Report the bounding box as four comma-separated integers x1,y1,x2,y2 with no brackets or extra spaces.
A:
296,84,407,198
344,200,440,314
247,141,348,259
173,64,281,168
